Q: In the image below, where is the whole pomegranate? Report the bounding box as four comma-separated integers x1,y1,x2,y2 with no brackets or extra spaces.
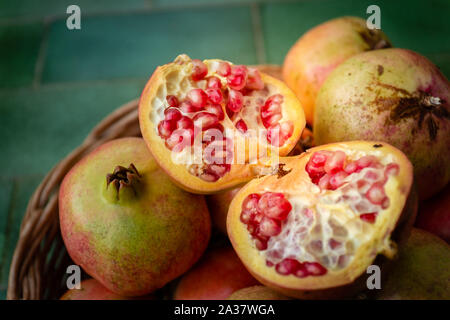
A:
206,187,241,234
227,141,417,299
283,16,391,125
314,48,450,200
60,279,154,300
173,246,259,300
59,138,211,296
377,228,450,300
227,286,290,300
415,183,450,243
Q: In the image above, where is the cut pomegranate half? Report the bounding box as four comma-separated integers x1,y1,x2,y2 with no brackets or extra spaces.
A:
227,141,417,299
139,54,305,193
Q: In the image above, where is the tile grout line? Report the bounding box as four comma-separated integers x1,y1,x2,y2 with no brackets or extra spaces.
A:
32,19,51,89
0,178,18,287
250,3,266,65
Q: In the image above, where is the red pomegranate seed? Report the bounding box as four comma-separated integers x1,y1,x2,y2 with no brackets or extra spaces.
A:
329,239,342,249
207,76,222,89
157,120,176,139
260,100,281,119
176,116,194,130
329,171,348,190
258,192,292,220
365,182,386,205
187,88,208,110
355,155,377,170
294,263,309,278
381,197,390,209
164,108,182,121
193,112,219,131
254,237,268,251
324,150,346,174
266,94,283,105
360,212,377,224
246,68,264,90
191,59,208,81
318,173,331,190
235,119,248,133
179,100,198,113
344,161,358,174
275,258,300,275
242,193,261,213
206,164,230,177
364,170,379,180
227,65,248,90
165,128,194,152
267,121,293,147
204,104,224,121
216,61,231,77
259,217,281,237
166,95,179,108
227,89,244,112
303,262,327,276
206,88,223,104
385,163,399,176
262,113,282,129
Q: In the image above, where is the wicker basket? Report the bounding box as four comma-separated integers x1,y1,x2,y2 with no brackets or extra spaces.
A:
6,65,283,300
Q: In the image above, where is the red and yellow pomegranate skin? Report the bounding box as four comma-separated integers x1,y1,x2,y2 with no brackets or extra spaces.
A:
59,138,211,297
206,187,242,234
139,55,305,194
314,48,450,200
415,183,450,243
283,16,391,125
173,247,259,300
227,286,290,300
60,279,154,300
227,141,417,299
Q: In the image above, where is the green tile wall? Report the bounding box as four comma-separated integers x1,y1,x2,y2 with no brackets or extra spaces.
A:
42,7,257,83
0,22,44,87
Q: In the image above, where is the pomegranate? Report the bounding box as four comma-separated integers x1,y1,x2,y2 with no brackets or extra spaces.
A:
60,279,154,300
173,247,259,300
206,187,242,234
283,16,391,125
377,228,450,300
314,48,450,200
227,286,290,300
59,138,211,296
139,55,305,194
227,141,417,299
415,183,450,243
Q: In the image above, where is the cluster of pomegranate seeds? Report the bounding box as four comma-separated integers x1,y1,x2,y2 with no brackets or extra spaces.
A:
305,150,400,223
156,58,291,182
275,258,327,278
260,94,293,147
240,192,292,250
240,192,328,277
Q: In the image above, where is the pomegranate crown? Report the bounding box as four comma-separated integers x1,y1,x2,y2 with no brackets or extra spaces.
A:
106,163,141,199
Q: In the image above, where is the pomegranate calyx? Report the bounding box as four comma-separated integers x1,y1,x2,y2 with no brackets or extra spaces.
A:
106,163,142,199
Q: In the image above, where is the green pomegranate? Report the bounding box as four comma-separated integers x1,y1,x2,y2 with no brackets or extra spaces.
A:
314,48,450,200
59,137,211,296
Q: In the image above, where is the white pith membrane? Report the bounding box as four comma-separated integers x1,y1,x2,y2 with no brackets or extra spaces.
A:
148,55,294,182
240,149,400,277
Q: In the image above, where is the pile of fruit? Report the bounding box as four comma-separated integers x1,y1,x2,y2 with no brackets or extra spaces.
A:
58,16,449,300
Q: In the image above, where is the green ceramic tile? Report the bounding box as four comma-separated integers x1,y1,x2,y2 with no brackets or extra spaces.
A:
0,80,145,178
0,0,151,20
261,0,450,64
0,177,13,283
0,22,44,88
153,0,258,6
0,176,42,291
42,7,257,83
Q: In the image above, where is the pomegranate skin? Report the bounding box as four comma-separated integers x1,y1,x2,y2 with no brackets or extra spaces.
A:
174,247,259,300
59,138,211,297
227,286,290,300
416,183,450,243
283,16,391,125
60,279,154,300
315,48,450,200
206,187,241,234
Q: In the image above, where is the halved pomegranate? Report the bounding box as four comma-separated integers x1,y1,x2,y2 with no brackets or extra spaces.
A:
139,55,305,193
227,141,417,299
